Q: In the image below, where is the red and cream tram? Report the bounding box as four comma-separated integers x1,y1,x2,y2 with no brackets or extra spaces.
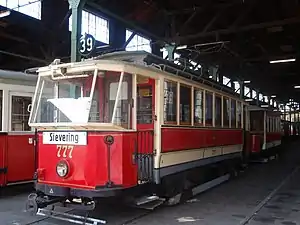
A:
26,51,252,223
249,105,282,157
0,69,37,187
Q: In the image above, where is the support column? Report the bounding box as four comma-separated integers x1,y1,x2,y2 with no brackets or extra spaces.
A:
256,91,260,105
239,81,244,100
164,44,176,60
68,0,87,62
110,19,126,50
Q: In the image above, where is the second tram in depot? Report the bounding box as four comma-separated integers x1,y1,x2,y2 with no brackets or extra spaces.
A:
25,51,282,224
0,69,37,188
249,106,282,158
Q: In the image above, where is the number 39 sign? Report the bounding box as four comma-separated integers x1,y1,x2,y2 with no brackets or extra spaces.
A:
78,33,96,57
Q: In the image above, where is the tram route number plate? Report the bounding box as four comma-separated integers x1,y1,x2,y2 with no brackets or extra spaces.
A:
42,132,87,145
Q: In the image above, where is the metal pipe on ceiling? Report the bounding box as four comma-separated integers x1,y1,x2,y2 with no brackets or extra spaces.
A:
0,49,48,64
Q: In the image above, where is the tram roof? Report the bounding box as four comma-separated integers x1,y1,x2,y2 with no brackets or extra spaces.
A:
94,51,241,98
0,69,37,81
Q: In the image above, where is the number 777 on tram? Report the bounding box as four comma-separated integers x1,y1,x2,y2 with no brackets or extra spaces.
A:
26,53,251,223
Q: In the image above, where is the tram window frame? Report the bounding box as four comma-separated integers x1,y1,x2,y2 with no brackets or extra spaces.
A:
194,88,204,125
237,101,242,128
163,80,177,124
223,96,230,127
179,84,192,125
205,91,213,126
215,94,222,127
11,95,32,131
231,99,236,128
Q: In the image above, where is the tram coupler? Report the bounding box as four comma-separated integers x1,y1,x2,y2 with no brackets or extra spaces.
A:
25,193,64,215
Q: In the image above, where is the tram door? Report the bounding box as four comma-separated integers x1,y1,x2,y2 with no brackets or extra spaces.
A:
136,76,155,183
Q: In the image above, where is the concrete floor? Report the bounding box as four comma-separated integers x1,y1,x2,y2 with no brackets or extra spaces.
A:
1,140,300,225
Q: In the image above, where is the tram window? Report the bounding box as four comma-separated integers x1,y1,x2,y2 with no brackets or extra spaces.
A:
223,97,230,127
11,96,31,131
180,85,191,124
215,94,221,127
109,79,131,128
237,102,242,128
164,80,177,123
194,89,203,125
137,86,153,124
0,90,2,131
231,99,236,128
205,91,213,126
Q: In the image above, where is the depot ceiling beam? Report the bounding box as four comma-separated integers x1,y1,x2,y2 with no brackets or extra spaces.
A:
176,11,198,36
229,0,257,28
202,7,228,33
176,17,300,42
0,49,48,64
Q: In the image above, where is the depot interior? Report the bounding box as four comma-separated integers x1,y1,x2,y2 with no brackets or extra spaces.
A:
0,0,299,133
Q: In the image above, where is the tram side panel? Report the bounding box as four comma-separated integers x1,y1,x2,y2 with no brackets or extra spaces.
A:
159,127,243,175
6,134,35,184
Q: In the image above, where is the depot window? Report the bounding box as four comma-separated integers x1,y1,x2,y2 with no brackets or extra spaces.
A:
179,84,191,124
164,80,177,123
194,89,203,125
69,10,109,44
126,30,152,53
215,94,222,127
205,91,213,126
0,0,41,20
11,96,31,131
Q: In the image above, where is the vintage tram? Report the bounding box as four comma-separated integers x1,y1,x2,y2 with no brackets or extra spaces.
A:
0,69,37,187
248,105,282,158
25,51,280,224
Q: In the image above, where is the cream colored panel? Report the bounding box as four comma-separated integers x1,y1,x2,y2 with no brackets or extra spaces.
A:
159,144,243,168
203,147,222,158
222,144,243,154
159,148,204,168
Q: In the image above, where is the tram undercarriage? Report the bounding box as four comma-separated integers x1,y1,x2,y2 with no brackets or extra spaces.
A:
26,154,243,225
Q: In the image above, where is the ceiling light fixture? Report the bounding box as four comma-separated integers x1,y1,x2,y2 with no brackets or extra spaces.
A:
271,95,276,98
176,45,187,50
244,80,251,84
261,104,269,108
0,10,10,18
294,86,300,89
270,58,296,64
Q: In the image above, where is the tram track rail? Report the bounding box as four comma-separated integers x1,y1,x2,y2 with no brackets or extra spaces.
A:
21,163,300,225
238,165,300,225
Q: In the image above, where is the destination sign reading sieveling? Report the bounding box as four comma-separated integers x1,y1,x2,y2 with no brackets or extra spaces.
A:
43,132,87,145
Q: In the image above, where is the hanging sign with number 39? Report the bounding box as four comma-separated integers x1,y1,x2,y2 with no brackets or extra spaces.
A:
78,33,96,56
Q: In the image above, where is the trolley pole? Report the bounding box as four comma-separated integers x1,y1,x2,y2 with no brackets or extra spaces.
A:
68,0,87,62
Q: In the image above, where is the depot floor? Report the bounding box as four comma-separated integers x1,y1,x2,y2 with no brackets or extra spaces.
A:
1,140,300,225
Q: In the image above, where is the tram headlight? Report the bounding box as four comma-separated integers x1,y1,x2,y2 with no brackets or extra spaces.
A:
56,161,69,178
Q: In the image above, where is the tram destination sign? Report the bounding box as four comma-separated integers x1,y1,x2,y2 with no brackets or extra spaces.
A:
78,33,96,57
43,132,87,145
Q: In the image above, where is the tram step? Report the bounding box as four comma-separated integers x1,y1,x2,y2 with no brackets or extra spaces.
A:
134,195,165,210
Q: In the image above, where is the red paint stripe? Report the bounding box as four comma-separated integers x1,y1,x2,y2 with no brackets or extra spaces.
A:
266,132,282,142
161,128,243,152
